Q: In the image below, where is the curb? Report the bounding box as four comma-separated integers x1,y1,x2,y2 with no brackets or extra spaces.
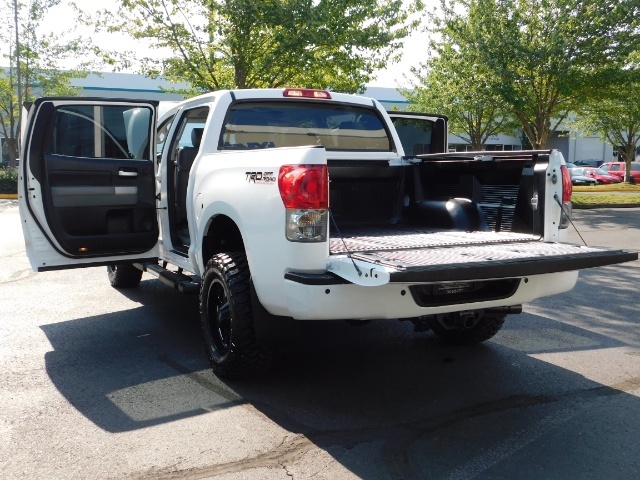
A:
0,194,18,199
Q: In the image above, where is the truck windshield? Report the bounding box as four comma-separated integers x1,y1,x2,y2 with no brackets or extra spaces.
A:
221,102,391,151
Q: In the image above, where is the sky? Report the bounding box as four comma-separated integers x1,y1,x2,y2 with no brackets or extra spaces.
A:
9,0,440,89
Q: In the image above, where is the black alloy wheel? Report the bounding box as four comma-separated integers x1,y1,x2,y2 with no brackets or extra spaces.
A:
199,252,272,378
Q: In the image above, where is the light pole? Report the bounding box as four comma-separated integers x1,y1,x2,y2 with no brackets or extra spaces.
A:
14,0,22,165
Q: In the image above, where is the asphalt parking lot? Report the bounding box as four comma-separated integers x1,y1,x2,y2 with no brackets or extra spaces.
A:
1,200,639,479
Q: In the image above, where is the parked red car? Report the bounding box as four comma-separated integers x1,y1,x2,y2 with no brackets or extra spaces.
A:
581,167,622,185
599,162,640,183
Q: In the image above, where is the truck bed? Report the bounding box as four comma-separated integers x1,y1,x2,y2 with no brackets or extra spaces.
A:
329,228,637,283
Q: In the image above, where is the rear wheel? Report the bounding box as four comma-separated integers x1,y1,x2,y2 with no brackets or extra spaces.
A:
200,252,272,378
431,314,506,345
107,264,143,288
345,320,373,326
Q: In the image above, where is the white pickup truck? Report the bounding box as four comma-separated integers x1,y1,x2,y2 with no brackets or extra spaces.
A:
19,88,637,378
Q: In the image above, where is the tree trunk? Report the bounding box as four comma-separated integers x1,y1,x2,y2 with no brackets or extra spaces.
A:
622,145,635,183
4,138,19,168
469,134,484,151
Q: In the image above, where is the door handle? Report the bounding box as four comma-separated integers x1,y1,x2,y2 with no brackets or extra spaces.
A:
119,170,138,177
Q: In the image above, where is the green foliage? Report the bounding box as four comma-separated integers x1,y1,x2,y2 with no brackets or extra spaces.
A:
0,166,18,194
572,78,640,183
572,193,640,207
93,0,420,95
0,0,92,166
413,0,640,149
403,3,517,150
471,0,640,148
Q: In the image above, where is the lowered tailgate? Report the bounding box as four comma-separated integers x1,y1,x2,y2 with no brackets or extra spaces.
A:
327,228,637,284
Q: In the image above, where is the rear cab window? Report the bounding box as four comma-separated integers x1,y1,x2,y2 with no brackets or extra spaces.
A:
220,102,391,151
391,117,434,155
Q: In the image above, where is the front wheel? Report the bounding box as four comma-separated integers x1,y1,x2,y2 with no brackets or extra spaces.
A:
431,314,506,345
107,264,143,288
200,252,272,378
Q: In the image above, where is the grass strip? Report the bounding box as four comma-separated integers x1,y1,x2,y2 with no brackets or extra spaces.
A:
572,193,640,206
573,183,640,192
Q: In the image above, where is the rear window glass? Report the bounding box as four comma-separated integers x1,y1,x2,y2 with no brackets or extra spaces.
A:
221,102,391,151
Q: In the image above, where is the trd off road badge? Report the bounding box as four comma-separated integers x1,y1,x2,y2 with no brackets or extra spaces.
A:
245,171,276,184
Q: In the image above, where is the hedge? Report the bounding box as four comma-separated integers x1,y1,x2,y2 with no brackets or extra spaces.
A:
0,167,18,194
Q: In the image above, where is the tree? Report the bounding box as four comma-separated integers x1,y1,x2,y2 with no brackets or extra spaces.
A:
92,0,421,95
573,80,640,183
403,5,516,150
416,0,640,149
0,0,92,167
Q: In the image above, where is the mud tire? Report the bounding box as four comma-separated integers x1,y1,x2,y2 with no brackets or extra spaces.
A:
107,264,143,288
200,252,272,378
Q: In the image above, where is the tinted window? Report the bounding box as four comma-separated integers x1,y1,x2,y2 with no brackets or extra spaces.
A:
156,115,175,156
172,107,208,151
391,117,434,155
221,102,390,151
51,105,153,160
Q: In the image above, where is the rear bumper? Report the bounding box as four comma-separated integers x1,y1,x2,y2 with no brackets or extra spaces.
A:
282,241,637,320
283,271,579,320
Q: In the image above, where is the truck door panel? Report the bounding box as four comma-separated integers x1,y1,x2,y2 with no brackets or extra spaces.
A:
22,99,159,260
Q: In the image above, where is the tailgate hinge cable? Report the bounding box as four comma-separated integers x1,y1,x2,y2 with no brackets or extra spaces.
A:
554,194,588,246
329,209,363,277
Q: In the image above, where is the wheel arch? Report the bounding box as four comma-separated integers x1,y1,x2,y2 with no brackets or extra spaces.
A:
200,214,245,267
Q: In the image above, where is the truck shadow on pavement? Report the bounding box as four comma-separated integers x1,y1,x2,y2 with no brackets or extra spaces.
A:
40,264,640,479
567,207,640,230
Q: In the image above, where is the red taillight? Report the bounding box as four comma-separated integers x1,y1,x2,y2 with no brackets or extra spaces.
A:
561,165,572,202
278,165,328,209
283,88,332,99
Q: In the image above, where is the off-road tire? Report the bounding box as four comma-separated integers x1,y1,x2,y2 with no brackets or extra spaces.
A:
107,264,143,288
200,252,272,378
431,314,506,345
